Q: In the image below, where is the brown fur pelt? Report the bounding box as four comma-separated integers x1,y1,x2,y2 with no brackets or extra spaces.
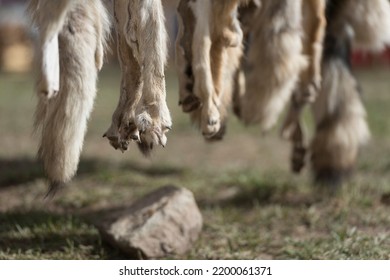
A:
29,0,110,196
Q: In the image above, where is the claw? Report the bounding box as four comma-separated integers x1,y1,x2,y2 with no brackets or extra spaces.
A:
159,133,167,147
129,130,140,142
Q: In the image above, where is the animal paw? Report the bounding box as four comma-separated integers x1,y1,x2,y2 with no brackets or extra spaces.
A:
103,117,140,152
136,109,172,156
201,102,221,139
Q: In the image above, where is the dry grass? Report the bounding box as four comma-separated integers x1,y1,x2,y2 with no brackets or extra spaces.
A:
0,65,389,259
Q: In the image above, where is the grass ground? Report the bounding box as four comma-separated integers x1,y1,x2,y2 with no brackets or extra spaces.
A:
0,65,389,260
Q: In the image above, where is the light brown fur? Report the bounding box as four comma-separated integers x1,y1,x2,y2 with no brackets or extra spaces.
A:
176,0,245,140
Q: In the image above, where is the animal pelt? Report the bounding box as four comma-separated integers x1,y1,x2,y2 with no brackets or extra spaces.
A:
30,0,110,196
310,1,370,184
239,0,307,132
190,44,243,141
176,0,245,140
104,0,172,156
311,58,370,183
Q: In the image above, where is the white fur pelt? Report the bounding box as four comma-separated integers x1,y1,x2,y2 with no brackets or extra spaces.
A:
342,0,390,51
30,0,110,195
240,0,307,131
104,0,172,155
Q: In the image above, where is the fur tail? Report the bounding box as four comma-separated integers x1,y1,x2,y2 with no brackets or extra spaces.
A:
310,0,371,185
311,58,370,184
33,1,110,193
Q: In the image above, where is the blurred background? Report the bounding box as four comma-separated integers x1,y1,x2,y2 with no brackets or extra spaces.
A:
0,0,390,259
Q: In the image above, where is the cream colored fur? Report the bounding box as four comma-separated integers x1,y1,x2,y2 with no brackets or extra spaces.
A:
240,0,307,131
343,0,390,52
30,0,110,195
104,0,172,155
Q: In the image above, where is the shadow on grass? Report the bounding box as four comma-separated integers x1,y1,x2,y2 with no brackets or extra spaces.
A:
0,157,184,188
0,210,128,259
199,182,317,210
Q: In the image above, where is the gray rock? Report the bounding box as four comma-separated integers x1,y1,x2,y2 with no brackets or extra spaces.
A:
97,185,203,259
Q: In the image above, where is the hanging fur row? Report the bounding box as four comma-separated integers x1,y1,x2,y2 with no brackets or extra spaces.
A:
176,0,390,184
29,0,390,195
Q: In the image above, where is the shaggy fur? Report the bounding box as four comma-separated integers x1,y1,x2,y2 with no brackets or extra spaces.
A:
310,0,372,184
342,0,390,52
103,0,172,155
176,0,245,139
311,58,370,183
239,0,307,132
29,0,110,196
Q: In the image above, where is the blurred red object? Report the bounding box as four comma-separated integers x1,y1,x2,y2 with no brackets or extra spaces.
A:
351,47,390,67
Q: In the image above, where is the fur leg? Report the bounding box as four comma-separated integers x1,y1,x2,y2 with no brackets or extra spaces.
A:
185,0,243,139
281,0,326,173
103,25,143,152
104,0,171,156
32,1,110,195
176,0,200,113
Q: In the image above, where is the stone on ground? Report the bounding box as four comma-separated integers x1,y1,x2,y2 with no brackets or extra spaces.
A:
97,185,203,259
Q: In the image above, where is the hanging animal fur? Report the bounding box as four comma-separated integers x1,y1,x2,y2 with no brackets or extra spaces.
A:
29,0,110,197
